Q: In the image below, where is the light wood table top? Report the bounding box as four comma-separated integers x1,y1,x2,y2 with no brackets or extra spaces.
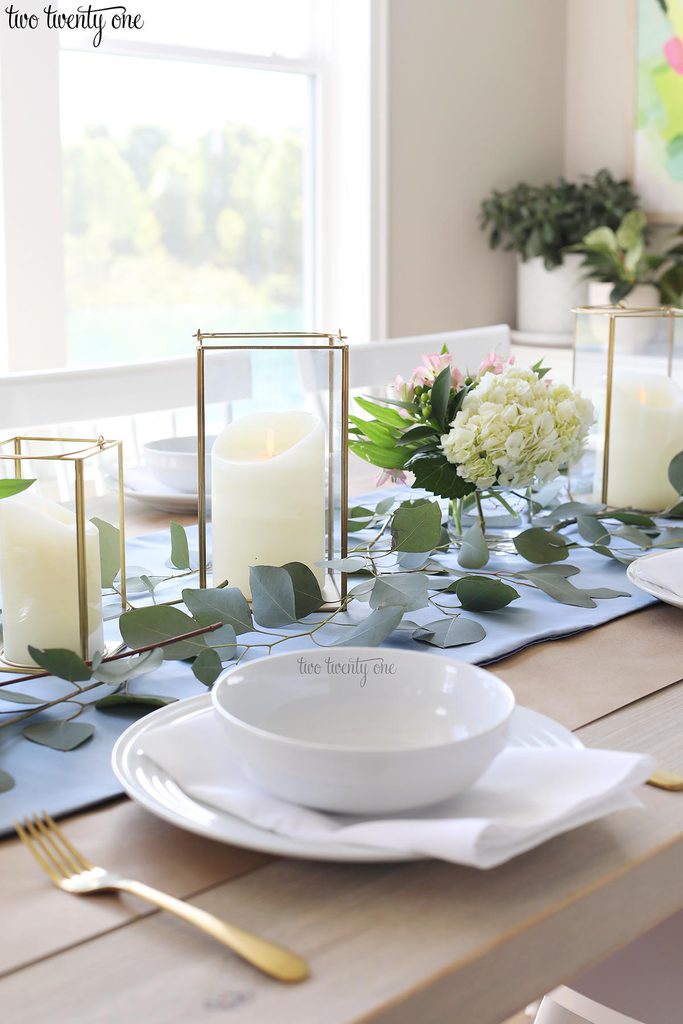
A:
1,499,682,1024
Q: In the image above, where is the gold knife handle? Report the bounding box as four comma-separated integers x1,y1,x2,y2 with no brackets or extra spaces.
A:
115,878,309,982
648,770,683,792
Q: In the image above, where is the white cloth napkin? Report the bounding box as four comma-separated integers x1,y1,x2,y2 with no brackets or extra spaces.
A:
636,547,683,597
142,705,654,868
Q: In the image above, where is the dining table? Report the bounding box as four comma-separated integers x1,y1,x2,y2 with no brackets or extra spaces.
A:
2,339,683,1024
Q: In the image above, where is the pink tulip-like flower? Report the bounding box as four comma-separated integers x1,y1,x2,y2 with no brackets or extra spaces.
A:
477,350,516,376
664,36,683,75
408,350,465,392
376,467,408,487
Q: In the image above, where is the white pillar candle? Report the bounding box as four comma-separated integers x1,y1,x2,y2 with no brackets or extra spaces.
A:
607,372,683,511
211,410,326,597
0,490,104,666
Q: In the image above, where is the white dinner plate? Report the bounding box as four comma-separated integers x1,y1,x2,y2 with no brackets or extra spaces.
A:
123,467,206,515
627,551,683,610
112,693,582,863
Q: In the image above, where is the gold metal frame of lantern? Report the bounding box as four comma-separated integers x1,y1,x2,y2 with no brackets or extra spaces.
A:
0,436,127,673
571,305,683,505
195,330,349,607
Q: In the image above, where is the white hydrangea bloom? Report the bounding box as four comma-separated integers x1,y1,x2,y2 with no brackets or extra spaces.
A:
440,367,594,490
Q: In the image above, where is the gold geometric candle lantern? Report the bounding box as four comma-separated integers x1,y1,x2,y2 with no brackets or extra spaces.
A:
571,306,683,510
195,331,349,606
0,436,126,670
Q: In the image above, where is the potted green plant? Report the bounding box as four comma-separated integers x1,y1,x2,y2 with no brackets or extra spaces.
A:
574,209,683,307
480,170,640,335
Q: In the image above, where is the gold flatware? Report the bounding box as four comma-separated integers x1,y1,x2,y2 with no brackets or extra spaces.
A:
15,811,309,983
647,770,683,792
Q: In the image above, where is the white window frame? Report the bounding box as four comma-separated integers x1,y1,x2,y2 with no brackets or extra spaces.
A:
0,0,387,373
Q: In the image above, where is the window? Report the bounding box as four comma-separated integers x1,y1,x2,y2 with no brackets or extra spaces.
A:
0,0,383,372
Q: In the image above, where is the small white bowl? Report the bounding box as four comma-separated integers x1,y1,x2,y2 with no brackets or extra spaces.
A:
142,436,216,495
211,648,515,814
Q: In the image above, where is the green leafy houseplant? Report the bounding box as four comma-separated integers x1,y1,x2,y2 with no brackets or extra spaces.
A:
479,169,640,270
573,209,683,305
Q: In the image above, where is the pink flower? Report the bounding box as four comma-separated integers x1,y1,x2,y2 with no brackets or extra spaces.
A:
477,350,515,376
376,468,408,487
408,350,464,391
664,36,683,75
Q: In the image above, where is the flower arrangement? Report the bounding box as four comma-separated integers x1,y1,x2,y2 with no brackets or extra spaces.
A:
349,348,594,509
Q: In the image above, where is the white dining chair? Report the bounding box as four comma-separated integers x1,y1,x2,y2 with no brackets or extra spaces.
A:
533,986,645,1024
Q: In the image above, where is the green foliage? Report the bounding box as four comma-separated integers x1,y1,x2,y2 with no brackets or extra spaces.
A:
119,606,207,660
0,769,15,792
0,479,35,499
413,617,487,648
169,522,191,570
249,565,297,627
451,577,519,611
369,573,430,612
23,720,95,751
91,517,121,589
574,211,683,304
514,528,570,564
410,454,475,500
669,451,683,494
95,693,176,710
457,523,490,569
27,648,92,682
191,648,224,686
479,169,640,269
323,607,404,647
391,500,442,552
182,587,253,635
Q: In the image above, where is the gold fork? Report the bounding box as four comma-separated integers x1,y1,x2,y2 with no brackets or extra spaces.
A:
16,812,309,983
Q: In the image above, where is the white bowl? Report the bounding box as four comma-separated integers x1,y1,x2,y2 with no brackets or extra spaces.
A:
211,648,515,814
142,436,216,495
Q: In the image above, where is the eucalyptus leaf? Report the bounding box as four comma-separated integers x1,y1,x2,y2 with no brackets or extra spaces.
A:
0,478,35,499
451,576,519,611
577,516,611,545
614,524,652,549
668,450,683,494
249,566,297,627
527,574,596,608
191,648,223,686
119,606,207,660
413,616,486,648
95,693,176,710
391,499,442,553
375,496,396,515
457,522,489,569
0,689,46,705
348,580,375,602
317,557,368,572
514,528,570,564
369,573,430,612
169,521,191,570
27,647,92,682
592,544,637,565
91,517,121,589
610,511,656,528
396,550,432,570
283,562,324,617
548,501,601,520
0,768,15,792
93,648,164,684
519,563,581,578
203,623,237,661
23,720,95,751
584,587,629,600
324,606,404,647
183,587,253,634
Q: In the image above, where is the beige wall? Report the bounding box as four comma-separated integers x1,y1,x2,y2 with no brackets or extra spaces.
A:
564,0,635,179
387,0,568,337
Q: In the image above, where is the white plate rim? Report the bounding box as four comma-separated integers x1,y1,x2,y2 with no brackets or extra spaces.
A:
627,551,683,610
112,693,582,864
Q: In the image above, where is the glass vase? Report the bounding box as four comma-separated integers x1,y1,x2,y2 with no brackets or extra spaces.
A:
447,489,528,555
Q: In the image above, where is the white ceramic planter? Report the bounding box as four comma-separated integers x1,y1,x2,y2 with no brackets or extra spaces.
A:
587,282,661,352
516,253,586,334
587,282,659,309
